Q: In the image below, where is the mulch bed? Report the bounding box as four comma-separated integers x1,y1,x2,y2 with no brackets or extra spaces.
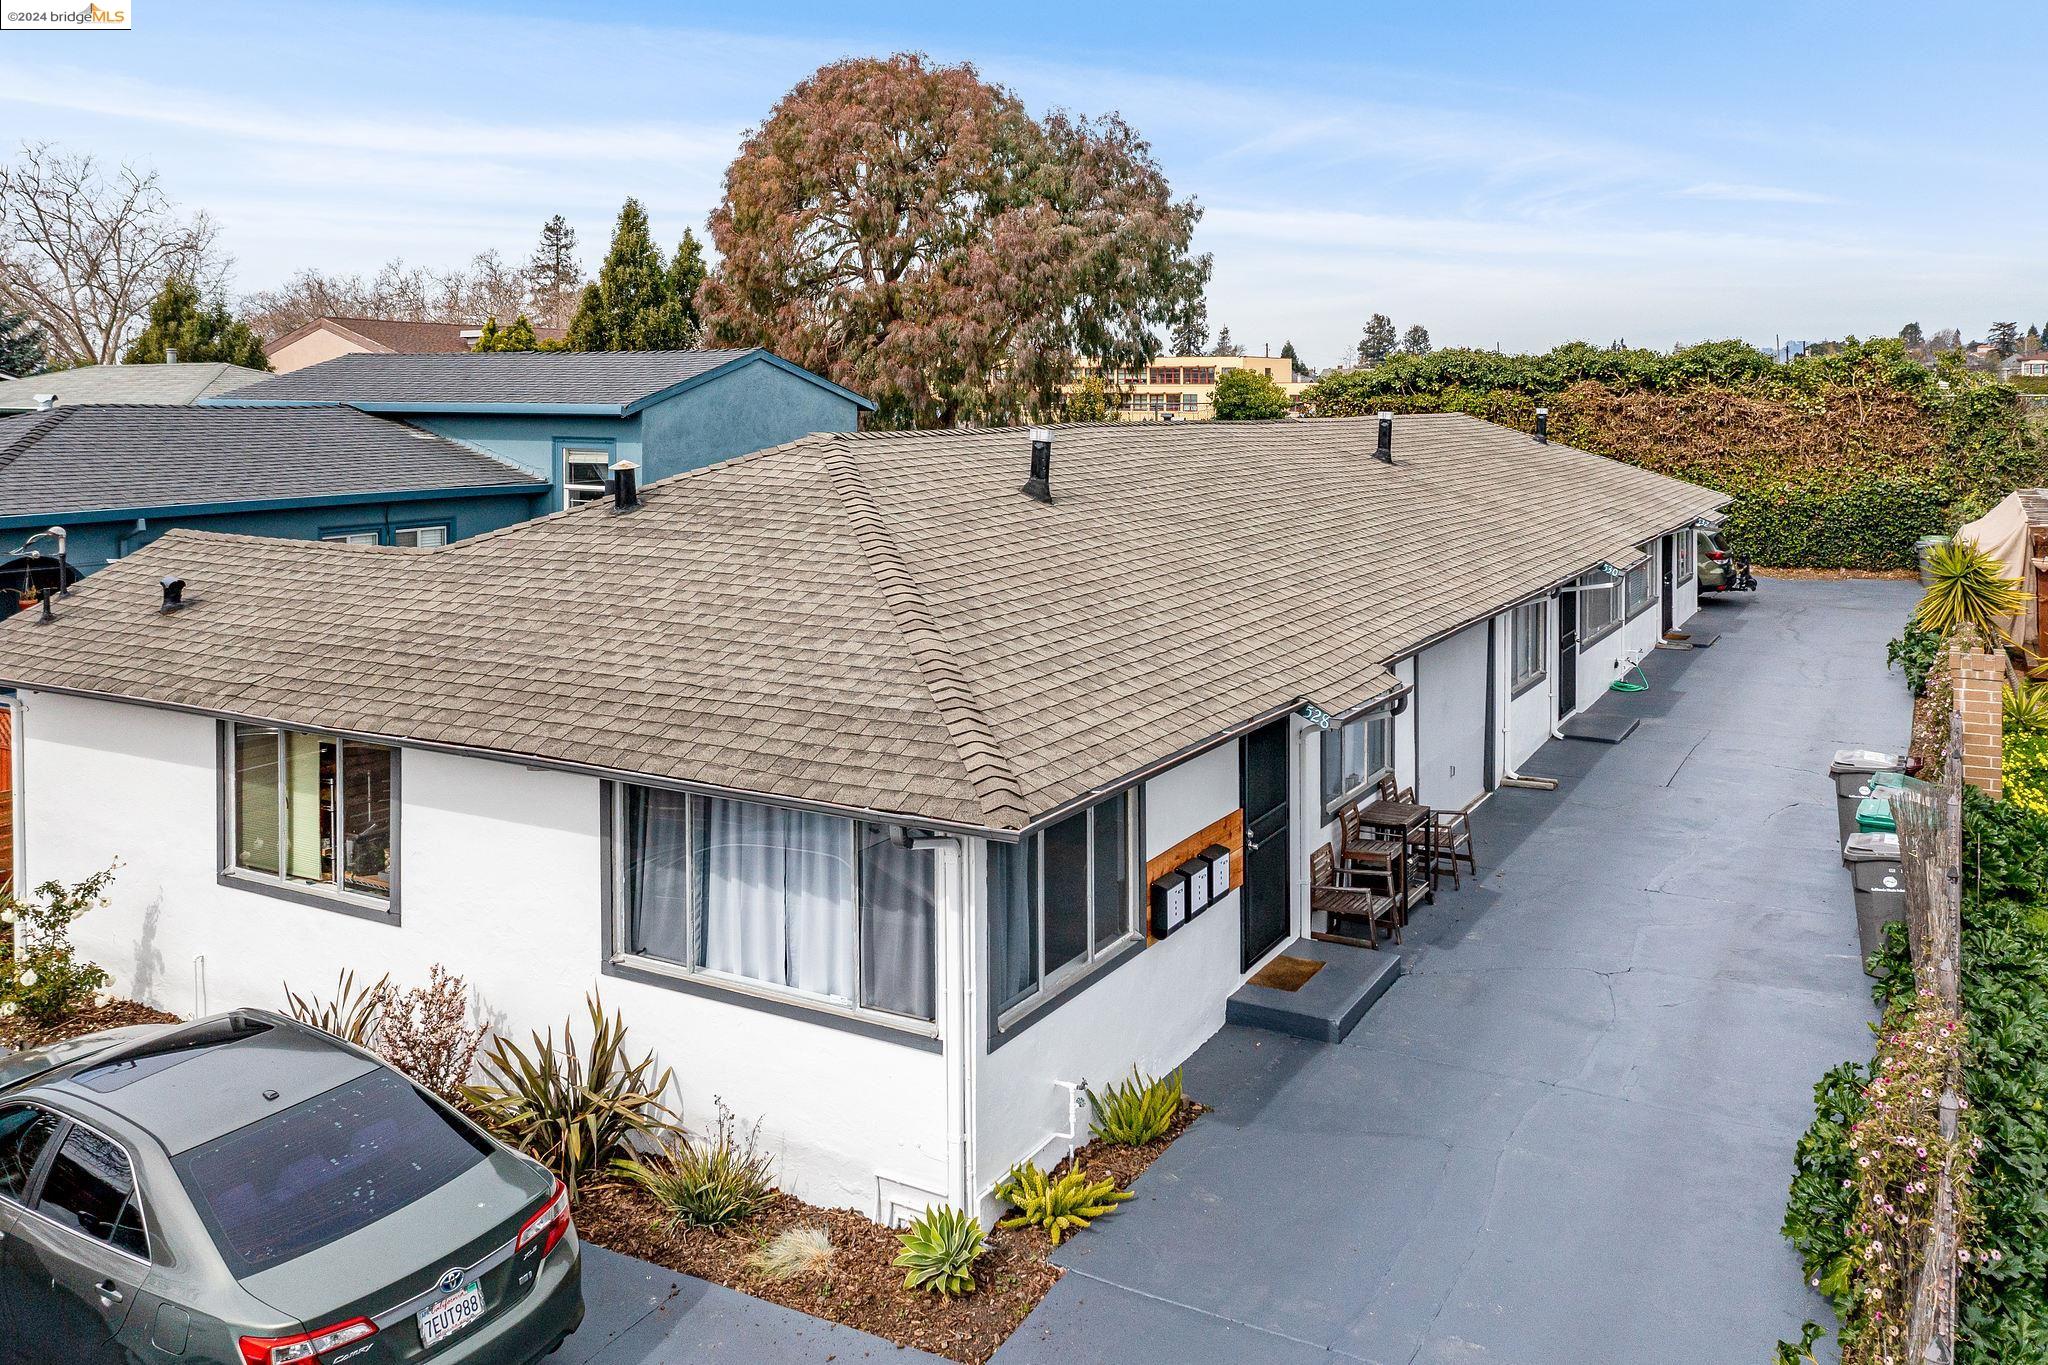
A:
574,1183,1058,1364
0,997,180,1051
574,1100,1203,1364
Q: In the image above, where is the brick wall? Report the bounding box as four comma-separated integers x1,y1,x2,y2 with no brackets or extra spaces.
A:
1952,647,2006,796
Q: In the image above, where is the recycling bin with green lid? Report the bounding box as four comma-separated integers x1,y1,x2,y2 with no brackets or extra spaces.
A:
1832,750,1903,847
1856,794,1898,834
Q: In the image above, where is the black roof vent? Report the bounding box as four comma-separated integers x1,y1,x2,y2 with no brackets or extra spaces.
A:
1374,412,1394,464
1021,426,1053,503
1534,407,1549,444
610,460,640,511
159,576,186,614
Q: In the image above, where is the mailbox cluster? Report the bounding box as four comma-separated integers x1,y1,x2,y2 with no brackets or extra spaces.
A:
1150,842,1233,939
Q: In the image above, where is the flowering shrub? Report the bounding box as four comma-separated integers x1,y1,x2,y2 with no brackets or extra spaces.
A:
2002,727,2048,821
375,965,488,1104
0,868,115,1026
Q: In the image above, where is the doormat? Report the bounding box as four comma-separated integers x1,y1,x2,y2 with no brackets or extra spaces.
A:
1249,955,1326,992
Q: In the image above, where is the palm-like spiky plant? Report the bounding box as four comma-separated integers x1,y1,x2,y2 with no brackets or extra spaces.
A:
1912,539,2026,641
2006,679,2048,734
995,1162,1133,1246
1086,1067,1183,1146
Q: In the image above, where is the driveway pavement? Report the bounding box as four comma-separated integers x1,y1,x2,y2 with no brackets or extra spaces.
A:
995,578,1920,1365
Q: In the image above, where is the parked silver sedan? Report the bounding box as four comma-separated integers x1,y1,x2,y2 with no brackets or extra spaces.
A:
0,1010,583,1364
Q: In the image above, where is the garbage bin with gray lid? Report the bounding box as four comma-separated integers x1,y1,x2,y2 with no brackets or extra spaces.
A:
1831,749,1904,848
1916,535,1951,587
1844,831,1905,973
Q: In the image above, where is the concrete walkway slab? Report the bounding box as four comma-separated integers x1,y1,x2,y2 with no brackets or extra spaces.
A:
995,579,1917,1365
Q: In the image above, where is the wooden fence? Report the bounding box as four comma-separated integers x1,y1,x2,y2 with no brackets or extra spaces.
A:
1894,708,1966,1363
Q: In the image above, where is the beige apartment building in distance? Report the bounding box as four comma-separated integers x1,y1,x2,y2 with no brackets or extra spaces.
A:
1066,351,1309,420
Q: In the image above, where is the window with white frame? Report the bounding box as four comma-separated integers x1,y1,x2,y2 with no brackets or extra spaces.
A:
1579,571,1622,641
226,723,395,908
394,525,448,549
1510,599,1547,694
1675,531,1695,584
612,787,937,1024
1624,559,1653,617
320,531,379,546
988,793,1140,1019
563,446,613,507
1319,710,1394,817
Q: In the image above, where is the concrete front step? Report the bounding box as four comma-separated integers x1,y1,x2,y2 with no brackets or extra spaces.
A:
1225,936,1403,1043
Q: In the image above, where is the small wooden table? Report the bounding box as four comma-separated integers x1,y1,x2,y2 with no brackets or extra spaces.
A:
1359,800,1434,912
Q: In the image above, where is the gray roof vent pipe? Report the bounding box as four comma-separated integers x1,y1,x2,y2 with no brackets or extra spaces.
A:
1534,407,1549,444
164,346,178,364
1021,426,1053,503
1374,412,1394,464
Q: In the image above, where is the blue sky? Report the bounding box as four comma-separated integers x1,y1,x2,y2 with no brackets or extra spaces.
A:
1,1,2039,367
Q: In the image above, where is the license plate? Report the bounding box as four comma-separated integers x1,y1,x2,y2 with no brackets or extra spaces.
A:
417,1281,485,1347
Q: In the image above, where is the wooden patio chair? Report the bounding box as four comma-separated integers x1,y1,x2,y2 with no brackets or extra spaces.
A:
1310,843,1400,948
1432,802,1478,889
1337,804,1407,909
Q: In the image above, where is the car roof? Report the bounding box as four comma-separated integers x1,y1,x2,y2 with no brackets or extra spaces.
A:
37,1011,379,1155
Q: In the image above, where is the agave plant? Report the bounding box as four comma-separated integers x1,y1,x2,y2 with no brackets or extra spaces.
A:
461,994,674,1198
1912,539,2026,641
2007,679,2048,734
893,1206,988,1295
995,1161,1132,1246
1086,1067,1184,1147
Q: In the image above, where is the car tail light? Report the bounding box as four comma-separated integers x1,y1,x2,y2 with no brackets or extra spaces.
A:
1707,550,1730,561
238,1318,377,1364
517,1178,571,1257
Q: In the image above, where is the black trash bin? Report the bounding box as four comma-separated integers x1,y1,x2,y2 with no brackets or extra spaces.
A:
1831,749,1903,851
1843,831,1904,974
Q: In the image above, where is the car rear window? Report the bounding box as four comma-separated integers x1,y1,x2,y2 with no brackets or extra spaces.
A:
173,1068,493,1277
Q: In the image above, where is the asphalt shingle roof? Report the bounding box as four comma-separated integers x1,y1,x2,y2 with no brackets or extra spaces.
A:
220,349,768,409
0,405,544,519
0,415,1727,833
0,363,269,412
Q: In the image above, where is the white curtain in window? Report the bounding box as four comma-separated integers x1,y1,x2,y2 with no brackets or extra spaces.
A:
695,798,855,1002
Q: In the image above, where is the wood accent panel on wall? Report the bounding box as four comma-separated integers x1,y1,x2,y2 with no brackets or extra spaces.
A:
1145,809,1244,892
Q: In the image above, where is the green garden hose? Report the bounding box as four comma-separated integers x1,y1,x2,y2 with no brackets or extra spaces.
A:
1610,665,1650,693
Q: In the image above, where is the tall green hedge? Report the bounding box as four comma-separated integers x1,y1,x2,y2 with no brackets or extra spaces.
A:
1303,339,2048,569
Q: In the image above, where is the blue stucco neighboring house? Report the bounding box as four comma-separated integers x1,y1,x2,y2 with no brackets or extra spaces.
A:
208,348,873,508
0,404,546,605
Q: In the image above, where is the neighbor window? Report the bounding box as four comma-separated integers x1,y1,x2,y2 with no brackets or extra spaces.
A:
613,788,937,1024
989,793,1139,1020
1579,572,1622,642
563,445,614,507
226,722,396,909
1320,710,1394,817
1511,599,1547,695
1675,531,1695,584
394,525,448,549
320,531,379,546
1625,559,1653,617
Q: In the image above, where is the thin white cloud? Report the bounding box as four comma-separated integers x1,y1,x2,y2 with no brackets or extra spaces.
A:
1676,181,1838,205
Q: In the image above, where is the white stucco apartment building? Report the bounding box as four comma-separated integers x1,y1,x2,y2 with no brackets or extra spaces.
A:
2,415,1721,1223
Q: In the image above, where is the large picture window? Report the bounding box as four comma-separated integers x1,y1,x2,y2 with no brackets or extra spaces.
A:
613,788,936,1024
988,793,1139,1020
1510,599,1547,695
1579,572,1622,642
226,723,395,910
1320,710,1393,817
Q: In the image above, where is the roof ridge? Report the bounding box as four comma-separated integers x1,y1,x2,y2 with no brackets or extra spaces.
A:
820,440,1032,827
0,407,74,473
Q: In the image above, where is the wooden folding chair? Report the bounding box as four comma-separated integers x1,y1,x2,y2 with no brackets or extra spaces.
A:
1310,843,1400,948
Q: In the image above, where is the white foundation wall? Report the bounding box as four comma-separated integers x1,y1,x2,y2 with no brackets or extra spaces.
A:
19,691,948,1219
969,741,1247,1217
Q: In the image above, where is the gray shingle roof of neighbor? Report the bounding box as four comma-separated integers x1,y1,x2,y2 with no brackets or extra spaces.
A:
216,348,874,412
0,414,1728,834
0,405,545,521
0,363,270,413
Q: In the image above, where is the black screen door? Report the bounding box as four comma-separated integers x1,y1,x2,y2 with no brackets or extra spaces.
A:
1557,591,1579,717
1660,536,1675,634
1240,718,1292,970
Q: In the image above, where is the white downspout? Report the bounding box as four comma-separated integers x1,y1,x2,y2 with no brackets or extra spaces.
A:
915,834,975,1213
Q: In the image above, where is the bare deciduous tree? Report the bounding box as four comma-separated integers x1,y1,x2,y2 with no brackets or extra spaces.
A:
241,251,537,340
0,141,227,366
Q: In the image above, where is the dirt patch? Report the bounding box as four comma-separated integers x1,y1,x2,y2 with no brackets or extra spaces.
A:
0,997,181,1050
1755,567,1919,580
573,1183,1059,1364
1050,1099,1205,1191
